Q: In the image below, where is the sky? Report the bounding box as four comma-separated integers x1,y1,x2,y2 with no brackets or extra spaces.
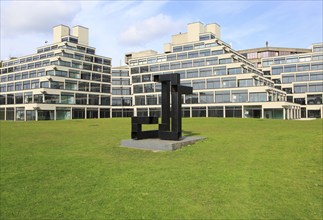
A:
1,0,322,66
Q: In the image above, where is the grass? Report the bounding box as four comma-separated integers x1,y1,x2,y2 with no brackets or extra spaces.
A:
0,118,322,219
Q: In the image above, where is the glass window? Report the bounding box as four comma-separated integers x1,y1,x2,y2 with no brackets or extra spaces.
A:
282,74,295,83
61,93,75,104
297,64,310,71
187,69,198,78
215,91,230,103
219,58,232,64
294,84,308,93
249,92,267,102
213,66,226,76
15,93,23,104
182,60,192,68
272,66,284,75
238,79,253,87
135,96,145,105
284,65,296,72
310,72,323,81
23,81,30,90
222,77,236,88
296,73,309,82
311,63,323,70
44,94,59,104
24,92,33,104
66,80,78,90
133,85,143,93
199,92,214,103
101,96,110,105
183,45,193,51
206,57,217,65
90,83,100,92
88,94,99,105
199,68,212,77
177,53,187,60
101,84,110,93
75,93,87,105
309,83,323,92
228,68,242,75
231,90,248,102
188,52,198,58
193,59,205,67
207,78,220,89
192,80,205,90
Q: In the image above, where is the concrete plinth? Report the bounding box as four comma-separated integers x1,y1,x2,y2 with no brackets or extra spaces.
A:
120,136,205,151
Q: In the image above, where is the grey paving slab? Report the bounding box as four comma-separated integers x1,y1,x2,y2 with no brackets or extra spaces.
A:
120,136,206,151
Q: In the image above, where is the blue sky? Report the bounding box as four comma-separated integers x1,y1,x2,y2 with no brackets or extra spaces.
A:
1,0,322,66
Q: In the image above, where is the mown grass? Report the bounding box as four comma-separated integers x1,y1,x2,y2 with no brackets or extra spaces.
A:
0,118,322,219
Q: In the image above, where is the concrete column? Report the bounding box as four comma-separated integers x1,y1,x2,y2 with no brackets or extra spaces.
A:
283,108,286,120
85,107,87,119
223,106,226,118
261,108,265,119
35,110,38,121
241,106,244,118
206,106,209,118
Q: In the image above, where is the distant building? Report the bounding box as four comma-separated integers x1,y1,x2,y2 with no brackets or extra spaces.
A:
238,45,311,68
260,43,323,118
119,22,301,119
1,22,322,121
0,25,112,120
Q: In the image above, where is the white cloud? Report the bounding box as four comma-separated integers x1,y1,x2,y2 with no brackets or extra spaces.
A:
119,14,185,46
1,1,81,38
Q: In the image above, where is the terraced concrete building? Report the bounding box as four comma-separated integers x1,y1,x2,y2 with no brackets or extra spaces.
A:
0,25,112,120
260,43,323,118
121,22,300,119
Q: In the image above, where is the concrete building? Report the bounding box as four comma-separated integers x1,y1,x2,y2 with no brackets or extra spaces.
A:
2,22,321,121
0,25,112,120
121,22,301,119
260,43,323,118
238,45,311,68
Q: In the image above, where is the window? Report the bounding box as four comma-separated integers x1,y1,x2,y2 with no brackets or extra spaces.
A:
187,69,198,78
15,82,22,91
167,55,176,61
144,84,154,93
282,74,295,83
92,73,102,81
228,68,242,75
76,94,87,105
15,93,23,104
170,62,181,69
297,64,310,71
132,76,141,83
173,46,182,52
90,83,100,92
212,50,224,55
101,84,110,93
135,96,145,105
7,83,14,91
88,94,99,105
140,66,149,73
199,68,212,77
188,52,198,58
215,91,230,103
206,57,217,65
294,84,307,93
222,77,236,88
150,65,159,72
307,94,322,105
66,81,78,90
238,79,253,87
101,96,110,105
146,95,157,105
183,45,193,51
309,83,323,92
142,74,151,82
81,72,91,80
199,92,214,103
310,72,323,81
284,65,296,72
192,80,205,90
296,73,309,82
160,64,169,70
272,66,284,75
286,57,298,63
44,94,59,104
213,66,226,75
231,90,248,102
31,80,39,89
199,49,210,57
219,58,232,64
133,85,143,93
177,53,187,60
23,81,30,90
193,59,205,67
182,60,192,68
311,63,323,70
24,92,33,104
250,92,267,102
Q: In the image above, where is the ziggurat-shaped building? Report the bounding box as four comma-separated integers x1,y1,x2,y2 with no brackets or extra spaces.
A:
1,22,322,120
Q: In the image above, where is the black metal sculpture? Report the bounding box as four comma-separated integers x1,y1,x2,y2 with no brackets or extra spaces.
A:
131,73,193,140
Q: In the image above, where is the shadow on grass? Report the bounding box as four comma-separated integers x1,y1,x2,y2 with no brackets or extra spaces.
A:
183,130,201,136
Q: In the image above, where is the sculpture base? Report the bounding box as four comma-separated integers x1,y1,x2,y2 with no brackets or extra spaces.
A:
120,136,205,151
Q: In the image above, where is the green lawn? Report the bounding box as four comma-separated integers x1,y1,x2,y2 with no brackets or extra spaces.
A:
0,118,322,219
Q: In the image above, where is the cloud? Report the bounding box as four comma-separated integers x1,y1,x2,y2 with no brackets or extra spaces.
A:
1,1,81,38
118,14,185,46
